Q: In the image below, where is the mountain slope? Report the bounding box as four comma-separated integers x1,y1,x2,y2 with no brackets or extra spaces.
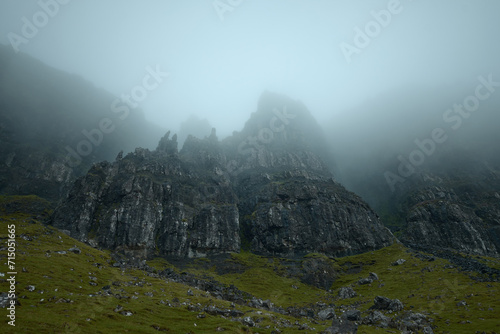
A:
325,84,500,257
0,45,165,203
2,195,500,333
50,92,394,259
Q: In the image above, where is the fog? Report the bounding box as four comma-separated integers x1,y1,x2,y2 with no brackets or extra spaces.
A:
1,1,500,205
2,0,499,139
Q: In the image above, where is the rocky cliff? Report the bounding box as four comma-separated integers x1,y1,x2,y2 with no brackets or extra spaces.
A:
50,132,239,258
325,85,500,258
396,152,500,257
224,92,392,257
50,92,394,259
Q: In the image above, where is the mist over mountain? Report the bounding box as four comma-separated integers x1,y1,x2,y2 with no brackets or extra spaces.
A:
323,80,500,256
325,81,500,207
177,115,213,149
0,44,165,201
1,2,500,332
1,0,500,257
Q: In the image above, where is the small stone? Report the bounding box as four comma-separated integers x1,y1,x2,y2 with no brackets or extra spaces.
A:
318,308,336,320
242,316,255,327
338,287,357,299
358,277,373,285
298,323,312,330
55,298,72,304
328,318,358,333
343,309,361,321
371,296,392,310
388,299,404,311
21,234,33,241
68,247,81,254
423,326,434,334
392,259,406,266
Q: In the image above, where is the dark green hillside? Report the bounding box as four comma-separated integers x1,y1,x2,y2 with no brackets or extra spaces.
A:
1,196,499,333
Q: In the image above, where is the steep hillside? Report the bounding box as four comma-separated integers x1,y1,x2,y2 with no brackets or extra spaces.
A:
326,84,500,257
1,195,500,333
50,92,393,259
0,45,165,203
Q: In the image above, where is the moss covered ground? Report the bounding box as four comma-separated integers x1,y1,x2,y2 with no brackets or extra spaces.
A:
0,195,499,333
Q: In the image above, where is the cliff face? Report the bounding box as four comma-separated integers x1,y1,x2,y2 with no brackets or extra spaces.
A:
51,133,240,258
51,92,394,259
341,145,500,257
235,170,391,257
324,84,500,258
225,92,392,257
396,154,500,256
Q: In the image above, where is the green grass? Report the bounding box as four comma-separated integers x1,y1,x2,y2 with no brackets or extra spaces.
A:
152,245,500,333
0,208,327,333
330,244,500,333
1,195,499,333
0,195,53,217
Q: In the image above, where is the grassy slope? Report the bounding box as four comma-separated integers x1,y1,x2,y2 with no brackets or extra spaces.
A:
0,196,499,333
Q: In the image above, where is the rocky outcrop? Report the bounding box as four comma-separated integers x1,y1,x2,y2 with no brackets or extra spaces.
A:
225,92,392,257
51,92,394,259
397,159,500,257
0,147,75,202
235,170,391,257
51,133,239,258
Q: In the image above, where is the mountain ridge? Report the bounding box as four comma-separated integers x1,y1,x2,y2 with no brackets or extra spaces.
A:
50,92,394,259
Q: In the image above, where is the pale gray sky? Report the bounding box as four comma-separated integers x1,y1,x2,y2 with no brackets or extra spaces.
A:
1,0,499,138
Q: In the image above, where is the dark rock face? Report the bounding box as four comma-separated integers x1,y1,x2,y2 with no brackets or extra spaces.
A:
51,133,239,258
235,170,392,257
397,161,500,257
225,92,393,257
0,146,76,202
51,92,393,258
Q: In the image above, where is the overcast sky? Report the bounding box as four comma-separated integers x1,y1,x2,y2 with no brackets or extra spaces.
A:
1,0,499,138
